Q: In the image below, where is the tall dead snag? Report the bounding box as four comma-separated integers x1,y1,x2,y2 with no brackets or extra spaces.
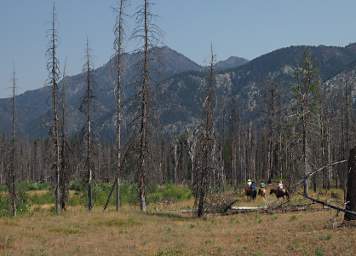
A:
113,0,127,211
193,47,221,217
340,78,353,196
81,39,95,211
47,4,61,215
59,63,71,210
7,68,17,216
345,147,356,221
294,50,320,196
132,0,159,212
264,79,281,183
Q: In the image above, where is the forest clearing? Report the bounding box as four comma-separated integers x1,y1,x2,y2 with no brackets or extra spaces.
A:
2,1,356,255
1,184,356,256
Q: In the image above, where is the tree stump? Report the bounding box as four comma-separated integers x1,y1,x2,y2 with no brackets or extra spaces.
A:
345,147,356,221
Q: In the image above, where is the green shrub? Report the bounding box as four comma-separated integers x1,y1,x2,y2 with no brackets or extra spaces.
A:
69,180,85,192
0,187,30,217
315,248,324,256
147,184,192,203
17,181,49,191
0,184,7,192
67,182,138,206
28,192,54,205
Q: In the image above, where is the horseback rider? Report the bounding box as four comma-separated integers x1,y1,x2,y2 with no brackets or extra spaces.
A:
260,181,266,189
247,179,252,188
278,180,285,193
251,181,257,191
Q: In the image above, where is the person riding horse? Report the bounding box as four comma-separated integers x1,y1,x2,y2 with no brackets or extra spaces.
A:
245,179,257,200
258,181,267,198
270,180,289,199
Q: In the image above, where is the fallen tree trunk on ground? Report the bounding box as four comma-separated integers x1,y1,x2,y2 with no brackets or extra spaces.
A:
301,151,356,219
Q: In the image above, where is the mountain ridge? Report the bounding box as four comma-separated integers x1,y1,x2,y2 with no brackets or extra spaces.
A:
1,43,356,139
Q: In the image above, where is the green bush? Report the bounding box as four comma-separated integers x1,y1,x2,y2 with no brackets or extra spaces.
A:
69,180,85,192
0,184,7,192
28,192,54,205
66,182,191,206
147,184,192,203
66,182,138,206
17,181,50,191
0,188,30,217
1,181,193,211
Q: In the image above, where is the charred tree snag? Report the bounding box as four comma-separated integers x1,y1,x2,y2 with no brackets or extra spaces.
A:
345,147,356,221
80,38,95,211
7,68,17,217
47,4,61,215
114,0,126,211
193,46,220,217
132,0,159,212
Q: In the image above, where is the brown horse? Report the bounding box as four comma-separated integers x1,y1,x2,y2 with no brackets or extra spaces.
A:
245,185,257,200
258,188,266,199
270,188,289,200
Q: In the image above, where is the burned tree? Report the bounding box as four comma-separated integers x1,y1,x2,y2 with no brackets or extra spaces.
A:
59,63,71,210
81,39,95,211
131,0,159,212
113,0,127,211
294,50,320,196
193,47,221,217
6,68,17,217
264,79,281,183
345,147,356,221
47,4,61,215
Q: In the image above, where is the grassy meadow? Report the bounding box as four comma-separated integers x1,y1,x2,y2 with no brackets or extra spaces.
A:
0,183,355,256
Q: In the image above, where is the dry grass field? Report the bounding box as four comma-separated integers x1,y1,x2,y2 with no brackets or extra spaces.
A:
1,198,356,256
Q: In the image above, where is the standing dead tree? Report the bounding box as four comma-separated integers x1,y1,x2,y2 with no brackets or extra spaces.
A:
47,4,61,215
59,63,71,210
103,0,128,211
345,147,356,221
131,0,160,212
193,47,222,217
81,38,95,211
293,50,320,196
6,68,17,217
264,79,281,183
113,0,127,211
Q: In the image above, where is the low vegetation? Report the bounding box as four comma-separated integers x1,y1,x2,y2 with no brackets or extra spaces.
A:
1,183,355,255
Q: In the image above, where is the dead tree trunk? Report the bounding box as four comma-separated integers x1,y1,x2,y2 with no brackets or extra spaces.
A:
194,47,217,217
114,0,126,211
59,63,70,211
345,147,356,221
47,4,61,215
83,39,94,211
8,68,17,217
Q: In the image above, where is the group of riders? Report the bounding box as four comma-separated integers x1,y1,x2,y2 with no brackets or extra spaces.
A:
245,178,288,200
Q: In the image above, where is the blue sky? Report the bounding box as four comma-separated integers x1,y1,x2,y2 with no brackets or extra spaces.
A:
1,0,356,97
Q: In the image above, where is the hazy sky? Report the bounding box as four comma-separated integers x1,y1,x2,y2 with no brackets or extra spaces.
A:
1,0,356,97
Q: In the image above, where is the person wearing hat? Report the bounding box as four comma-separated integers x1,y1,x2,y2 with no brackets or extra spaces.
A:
247,179,252,188
278,180,285,193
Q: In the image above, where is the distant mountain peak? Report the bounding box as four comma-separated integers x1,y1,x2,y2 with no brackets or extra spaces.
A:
215,56,248,70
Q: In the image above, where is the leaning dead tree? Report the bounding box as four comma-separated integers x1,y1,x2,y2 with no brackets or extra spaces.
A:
47,4,61,215
81,39,95,211
6,68,17,217
131,0,159,212
193,47,223,217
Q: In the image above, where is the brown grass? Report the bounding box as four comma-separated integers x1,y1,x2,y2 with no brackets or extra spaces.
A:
0,201,356,256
